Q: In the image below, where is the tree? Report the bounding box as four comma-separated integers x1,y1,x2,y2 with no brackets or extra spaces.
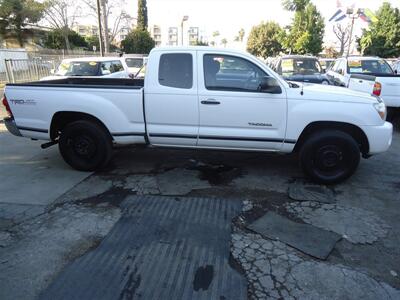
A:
283,2,324,55
0,0,45,46
121,28,154,54
234,28,245,42
221,38,227,47
82,0,134,52
359,2,400,57
247,21,284,58
324,46,339,58
282,0,310,12
333,23,351,56
85,35,100,51
44,29,88,49
42,0,82,51
192,39,208,46
137,0,148,30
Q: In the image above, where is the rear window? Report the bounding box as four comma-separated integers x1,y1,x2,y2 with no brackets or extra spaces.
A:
280,58,322,75
56,61,100,76
347,59,393,75
125,58,143,68
158,53,193,89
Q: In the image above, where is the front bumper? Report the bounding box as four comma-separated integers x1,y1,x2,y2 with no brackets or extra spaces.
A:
4,117,22,137
361,122,393,155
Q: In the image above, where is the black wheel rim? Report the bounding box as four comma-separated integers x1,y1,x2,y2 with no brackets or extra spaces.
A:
312,144,349,178
67,134,97,159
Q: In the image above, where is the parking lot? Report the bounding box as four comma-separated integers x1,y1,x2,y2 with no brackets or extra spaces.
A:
0,100,399,299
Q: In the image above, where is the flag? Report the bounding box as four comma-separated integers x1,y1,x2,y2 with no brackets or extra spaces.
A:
364,8,378,23
329,9,347,22
359,8,378,23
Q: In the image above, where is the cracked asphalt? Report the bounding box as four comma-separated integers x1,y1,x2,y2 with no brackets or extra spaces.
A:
0,115,399,299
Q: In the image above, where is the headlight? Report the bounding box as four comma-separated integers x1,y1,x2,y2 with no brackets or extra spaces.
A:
373,99,387,120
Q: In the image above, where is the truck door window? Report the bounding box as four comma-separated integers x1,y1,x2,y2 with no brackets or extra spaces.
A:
111,61,124,72
101,62,112,75
204,54,268,92
158,53,193,89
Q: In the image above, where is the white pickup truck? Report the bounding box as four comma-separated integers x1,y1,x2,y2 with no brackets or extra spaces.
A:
2,47,393,184
326,56,400,119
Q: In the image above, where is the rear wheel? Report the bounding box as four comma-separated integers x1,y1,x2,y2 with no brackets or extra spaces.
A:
299,130,360,184
59,120,112,171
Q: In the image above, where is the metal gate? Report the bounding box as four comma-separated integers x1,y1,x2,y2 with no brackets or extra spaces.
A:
4,58,58,84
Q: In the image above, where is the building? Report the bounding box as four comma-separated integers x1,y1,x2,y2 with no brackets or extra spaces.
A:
150,25,162,47
188,27,199,45
72,25,99,37
116,27,130,44
168,27,178,46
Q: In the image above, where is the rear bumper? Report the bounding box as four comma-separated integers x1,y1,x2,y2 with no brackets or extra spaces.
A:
361,122,393,155
4,117,22,137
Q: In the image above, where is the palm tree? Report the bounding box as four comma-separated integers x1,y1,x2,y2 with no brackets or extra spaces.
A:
238,28,245,42
221,38,227,47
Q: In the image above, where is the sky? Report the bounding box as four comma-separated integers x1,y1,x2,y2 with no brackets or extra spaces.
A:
121,0,400,49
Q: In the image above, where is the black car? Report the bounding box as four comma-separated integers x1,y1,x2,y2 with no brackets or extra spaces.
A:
273,55,332,85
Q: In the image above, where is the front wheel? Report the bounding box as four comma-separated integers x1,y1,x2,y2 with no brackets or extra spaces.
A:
299,130,360,184
59,120,112,171
321,80,330,85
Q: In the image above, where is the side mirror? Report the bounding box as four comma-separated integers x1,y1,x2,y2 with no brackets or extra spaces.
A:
259,77,282,94
395,70,398,75
102,69,111,75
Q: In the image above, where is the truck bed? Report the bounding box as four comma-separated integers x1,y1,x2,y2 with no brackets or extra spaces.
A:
5,77,147,144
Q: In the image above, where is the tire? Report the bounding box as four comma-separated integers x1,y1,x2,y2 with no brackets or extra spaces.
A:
299,130,360,184
321,80,329,85
58,120,112,171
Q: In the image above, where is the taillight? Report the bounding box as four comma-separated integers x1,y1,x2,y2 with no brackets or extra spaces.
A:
2,95,13,118
373,82,382,97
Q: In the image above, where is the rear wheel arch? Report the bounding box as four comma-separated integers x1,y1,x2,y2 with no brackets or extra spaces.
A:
293,121,370,155
50,111,112,141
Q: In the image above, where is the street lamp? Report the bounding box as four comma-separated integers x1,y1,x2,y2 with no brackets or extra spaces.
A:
346,8,361,57
181,15,189,46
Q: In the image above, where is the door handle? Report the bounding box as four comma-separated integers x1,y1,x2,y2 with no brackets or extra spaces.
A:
201,99,220,105
359,80,363,83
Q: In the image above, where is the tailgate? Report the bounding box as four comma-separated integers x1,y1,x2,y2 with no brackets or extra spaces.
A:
348,74,375,94
378,77,400,107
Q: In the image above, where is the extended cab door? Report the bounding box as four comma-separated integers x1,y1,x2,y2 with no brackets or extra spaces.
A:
144,51,199,146
197,51,287,150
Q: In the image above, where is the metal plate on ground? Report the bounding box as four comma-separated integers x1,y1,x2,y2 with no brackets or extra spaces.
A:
247,212,341,259
288,180,336,203
40,196,246,300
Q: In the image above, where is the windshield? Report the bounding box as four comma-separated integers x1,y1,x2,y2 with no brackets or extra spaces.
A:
55,61,100,76
347,59,393,75
125,58,143,68
281,58,322,75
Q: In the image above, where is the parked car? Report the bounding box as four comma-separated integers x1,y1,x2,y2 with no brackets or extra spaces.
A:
273,55,332,85
41,57,131,80
319,58,335,72
326,56,400,118
122,54,147,78
3,47,392,184
392,59,400,74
